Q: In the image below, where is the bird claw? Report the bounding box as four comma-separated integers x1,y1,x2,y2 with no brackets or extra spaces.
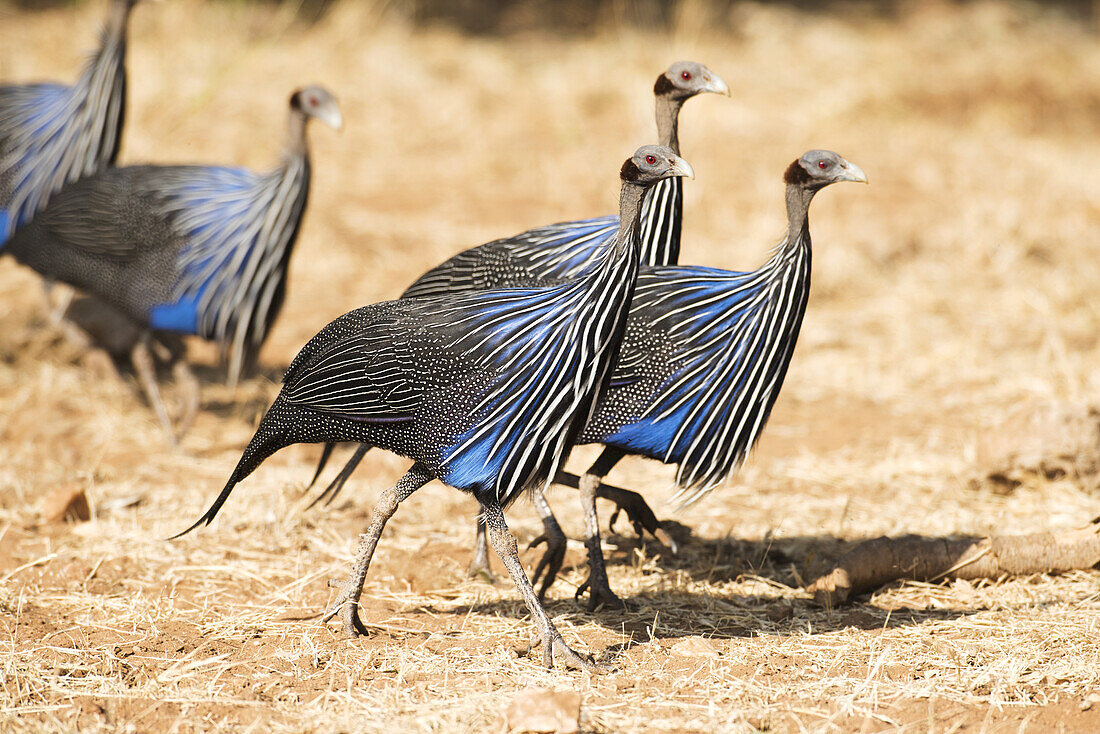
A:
602,487,679,553
575,575,626,612
466,558,496,583
521,633,607,673
528,531,567,602
322,583,369,637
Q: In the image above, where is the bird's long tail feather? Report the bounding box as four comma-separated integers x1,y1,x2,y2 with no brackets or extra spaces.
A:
170,402,291,539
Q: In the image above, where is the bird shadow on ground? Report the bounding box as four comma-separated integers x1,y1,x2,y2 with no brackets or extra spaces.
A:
398,528,984,649
407,585,974,655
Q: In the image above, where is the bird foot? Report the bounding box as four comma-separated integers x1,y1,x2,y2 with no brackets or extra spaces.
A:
466,557,496,583
521,632,607,673
575,574,626,612
527,529,568,601
602,486,679,553
322,580,370,637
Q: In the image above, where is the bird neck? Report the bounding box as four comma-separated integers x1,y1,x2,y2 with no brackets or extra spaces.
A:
105,0,133,42
654,97,683,156
783,184,815,250
285,111,310,160
615,180,648,256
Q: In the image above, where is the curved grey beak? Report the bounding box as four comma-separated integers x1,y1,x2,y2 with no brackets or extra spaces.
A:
319,105,344,132
702,72,731,97
840,161,868,184
669,154,695,180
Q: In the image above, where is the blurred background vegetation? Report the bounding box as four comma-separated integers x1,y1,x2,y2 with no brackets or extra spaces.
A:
5,0,1100,33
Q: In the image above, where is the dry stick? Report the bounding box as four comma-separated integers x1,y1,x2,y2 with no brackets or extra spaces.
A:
806,516,1100,608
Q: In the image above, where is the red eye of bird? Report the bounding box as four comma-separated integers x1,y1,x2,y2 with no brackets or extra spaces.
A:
307,95,319,107
817,160,828,170
681,71,692,81
645,155,657,165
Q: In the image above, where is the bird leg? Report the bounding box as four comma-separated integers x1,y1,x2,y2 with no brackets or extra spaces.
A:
553,470,675,550
600,484,678,553
575,474,626,611
130,336,176,446
172,359,201,439
309,444,369,509
526,488,568,602
573,447,626,610
322,463,432,637
468,514,494,581
481,502,602,672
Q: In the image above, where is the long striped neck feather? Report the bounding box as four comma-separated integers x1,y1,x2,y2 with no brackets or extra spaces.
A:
77,0,131,167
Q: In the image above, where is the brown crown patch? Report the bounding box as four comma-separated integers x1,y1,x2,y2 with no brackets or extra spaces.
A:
653,74,676,96
784,160,812,185
620,158,642,182
289,91,303,110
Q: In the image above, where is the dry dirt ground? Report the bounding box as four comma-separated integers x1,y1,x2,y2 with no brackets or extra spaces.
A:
2,1,1100,731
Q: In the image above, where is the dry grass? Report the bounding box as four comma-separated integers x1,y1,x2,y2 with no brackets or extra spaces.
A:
1,0,1100,731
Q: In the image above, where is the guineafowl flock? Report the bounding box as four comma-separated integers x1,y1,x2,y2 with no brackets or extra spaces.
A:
1,0,869,671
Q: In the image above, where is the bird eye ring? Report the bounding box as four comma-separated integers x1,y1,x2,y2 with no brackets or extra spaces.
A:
645,155,657,165
817,160,828,170
307,95,319,106
681,71,692,81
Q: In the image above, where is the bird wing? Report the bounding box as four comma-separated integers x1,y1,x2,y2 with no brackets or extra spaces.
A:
0,82,71,156
25,165,262,263
402,216,619,298
610,264,765,387
281,304,426,421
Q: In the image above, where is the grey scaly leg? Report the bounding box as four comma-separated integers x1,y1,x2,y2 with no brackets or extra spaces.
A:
554,470,677,551
172,359,200,440
322,463,433,637
574,447,626,610
527,487,568,602
468,514,494,580
131,336,176,445
481,502,601,672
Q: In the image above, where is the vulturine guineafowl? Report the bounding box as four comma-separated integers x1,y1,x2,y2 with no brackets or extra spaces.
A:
174,146,695,670
472,151,866,609
5,87,342,441
307,61,728,559
547,151,868,606
0,0,145,244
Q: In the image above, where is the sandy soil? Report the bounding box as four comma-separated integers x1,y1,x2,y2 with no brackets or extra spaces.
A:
1,1,1099,731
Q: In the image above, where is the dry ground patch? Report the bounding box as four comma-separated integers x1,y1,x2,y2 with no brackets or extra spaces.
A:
1,1,1099,731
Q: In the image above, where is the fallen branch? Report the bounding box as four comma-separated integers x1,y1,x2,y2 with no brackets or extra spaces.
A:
807,516,1100,607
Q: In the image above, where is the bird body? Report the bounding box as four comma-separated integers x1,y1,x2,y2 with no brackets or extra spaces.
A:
580,218,812,505
7,159,309,383
0,0,135,244
5,87,339,388
193,161,653,518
